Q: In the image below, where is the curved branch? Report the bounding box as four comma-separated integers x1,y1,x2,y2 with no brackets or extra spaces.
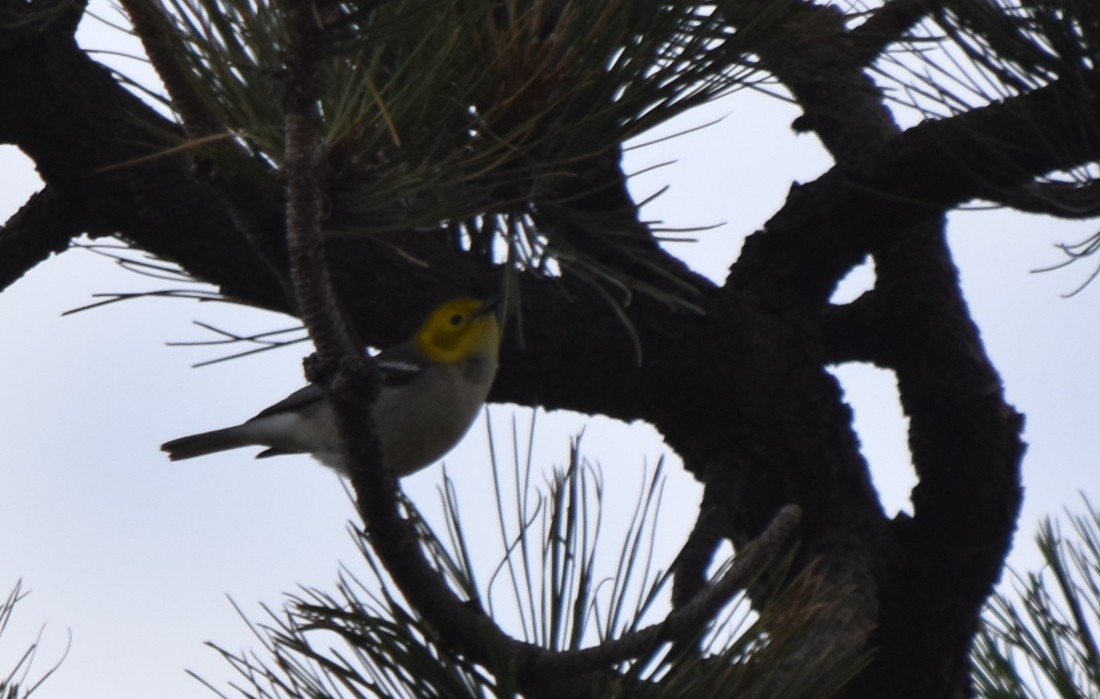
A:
118,0,223,138
721,1,899,161
0,4,291,310
278,4,517,690
0,187,81,293
820,291,890,367
671,503,727,610
729,72,1100,303
848,0,945,66
852,218,1025,696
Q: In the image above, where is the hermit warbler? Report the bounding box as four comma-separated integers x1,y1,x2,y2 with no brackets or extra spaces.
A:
161,297,501,476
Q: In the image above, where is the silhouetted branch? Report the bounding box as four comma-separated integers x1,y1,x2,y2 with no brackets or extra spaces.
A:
729,72,1100,302
0,188,80,293
849,0,944,66
119,0,223,138
671,504,726,610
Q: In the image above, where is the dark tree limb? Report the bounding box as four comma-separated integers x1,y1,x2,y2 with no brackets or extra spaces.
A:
118,0,300,303
118,0,224,138
494,59,1100,432
728,72,1100,304
671,501,727,610
0,187,82,292
820,292,890,367
856,218,1025,697
0,3,291,312
282,0,350,361
722,0,899,162
277,2,502,685
847,0,945,66
712,5,1033,697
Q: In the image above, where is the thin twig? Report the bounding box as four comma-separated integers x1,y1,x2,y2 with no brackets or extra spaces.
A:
118,0,223,138
283,1,349,362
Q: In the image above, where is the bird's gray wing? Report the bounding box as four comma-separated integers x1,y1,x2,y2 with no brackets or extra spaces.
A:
376,345,429,388
244,347,426,422
249,384,325,420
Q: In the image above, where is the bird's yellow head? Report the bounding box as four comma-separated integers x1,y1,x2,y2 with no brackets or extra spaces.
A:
414,297,501,364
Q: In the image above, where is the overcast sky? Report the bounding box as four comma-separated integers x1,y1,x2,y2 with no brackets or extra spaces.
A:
1,5,1098,697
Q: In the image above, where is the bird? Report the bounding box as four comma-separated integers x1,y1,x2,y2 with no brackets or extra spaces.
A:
160,297,501,477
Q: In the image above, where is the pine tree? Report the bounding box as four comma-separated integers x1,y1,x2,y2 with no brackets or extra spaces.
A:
2,1,1099,696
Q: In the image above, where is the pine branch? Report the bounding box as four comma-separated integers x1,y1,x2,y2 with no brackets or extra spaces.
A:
720,0,900,162
728,71,1100,302
0,187,80,293
119,0,223,138
278,1,513,686
671,505,726,610
819,291,888,367
120,0,297,304
283,0,349,361
848,0,945,66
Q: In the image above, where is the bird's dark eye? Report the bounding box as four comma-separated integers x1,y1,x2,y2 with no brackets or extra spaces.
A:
450,313,465,326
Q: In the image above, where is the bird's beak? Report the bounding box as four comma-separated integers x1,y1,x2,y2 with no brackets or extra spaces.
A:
476,295,502,318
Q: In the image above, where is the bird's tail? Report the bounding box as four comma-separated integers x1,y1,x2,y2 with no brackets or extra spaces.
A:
161,426,252,461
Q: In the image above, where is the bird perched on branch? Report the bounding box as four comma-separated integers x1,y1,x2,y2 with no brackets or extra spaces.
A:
161,297,501,476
